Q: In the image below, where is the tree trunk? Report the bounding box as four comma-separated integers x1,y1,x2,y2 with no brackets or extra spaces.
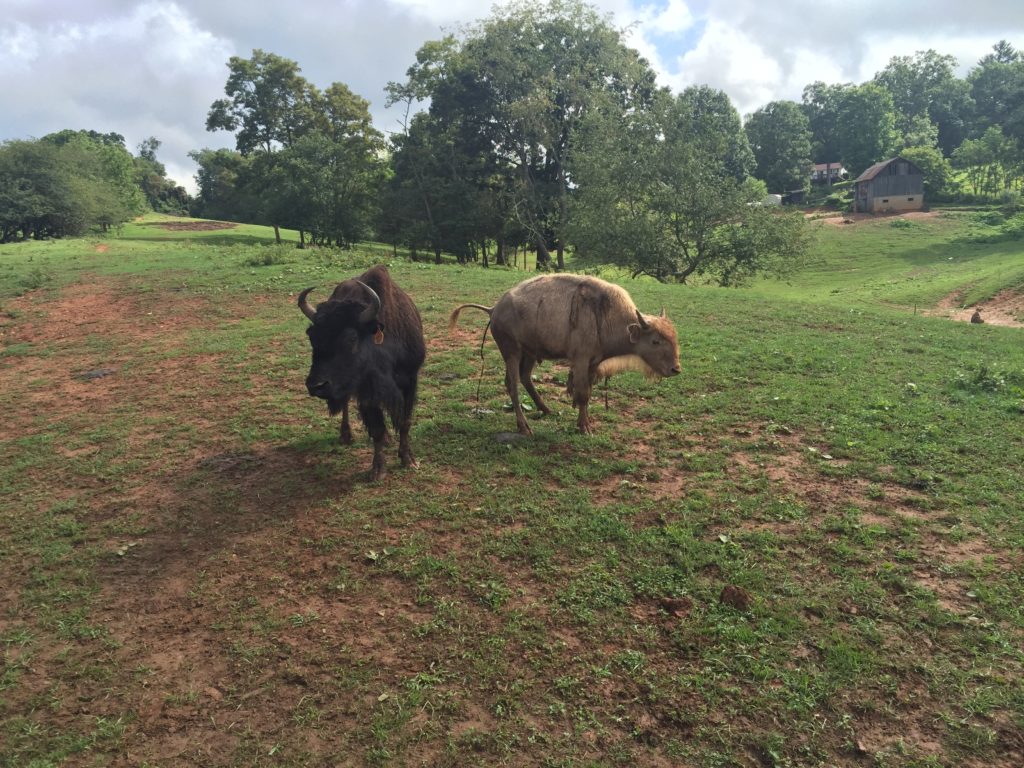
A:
535,238,551,270
273,224,281,244
298,229,305,249
482,241,489,268
556,241,564,271
434,245,442,265
496,238,506,266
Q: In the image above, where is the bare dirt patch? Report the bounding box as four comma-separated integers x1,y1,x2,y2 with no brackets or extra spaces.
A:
931,287,1024,328
140,220,238,232
815,209,944,227
0,280,218,440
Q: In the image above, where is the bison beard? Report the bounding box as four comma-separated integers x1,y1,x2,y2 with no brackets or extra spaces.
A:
449,274,681,435
299,265,426,480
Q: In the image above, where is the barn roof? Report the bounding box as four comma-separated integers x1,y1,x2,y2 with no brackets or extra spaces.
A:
855,156,920,182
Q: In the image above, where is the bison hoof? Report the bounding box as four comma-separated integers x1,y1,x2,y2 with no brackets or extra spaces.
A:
401,456,420,470
369,466,387,482
339,429,353,445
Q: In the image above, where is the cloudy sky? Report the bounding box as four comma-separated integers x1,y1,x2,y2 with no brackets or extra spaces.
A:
2,0,1022,192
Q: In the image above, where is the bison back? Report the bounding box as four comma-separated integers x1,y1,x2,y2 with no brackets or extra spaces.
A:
491,274,635,361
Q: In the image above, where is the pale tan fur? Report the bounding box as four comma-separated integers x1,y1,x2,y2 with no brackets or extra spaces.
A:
594,354,660,381
450,274,681,435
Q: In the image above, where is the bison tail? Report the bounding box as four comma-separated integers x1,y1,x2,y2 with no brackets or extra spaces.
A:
448,303,493,333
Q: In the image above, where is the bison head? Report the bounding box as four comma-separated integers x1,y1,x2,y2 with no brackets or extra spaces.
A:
299,281,381,408
625,309,681,379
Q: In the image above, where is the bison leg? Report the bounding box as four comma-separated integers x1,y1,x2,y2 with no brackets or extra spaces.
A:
339,397,353,444
359,403,389,481
394,384,419,470
492,329,532,435
570,360,595,434
520,356,552,416
503,352,532,436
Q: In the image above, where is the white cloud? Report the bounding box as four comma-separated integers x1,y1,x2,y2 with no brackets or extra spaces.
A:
666,20,784,115
0,21,41,70
3,0,1024,193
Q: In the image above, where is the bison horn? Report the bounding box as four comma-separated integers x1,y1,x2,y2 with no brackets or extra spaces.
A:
298,287,317,320
660,306,667,319
635,309,649,329
357,281,381,324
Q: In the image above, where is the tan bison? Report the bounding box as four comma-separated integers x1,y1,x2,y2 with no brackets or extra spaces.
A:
450,274,681,435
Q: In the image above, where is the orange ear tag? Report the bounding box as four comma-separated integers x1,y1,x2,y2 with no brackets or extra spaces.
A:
373,329,385,345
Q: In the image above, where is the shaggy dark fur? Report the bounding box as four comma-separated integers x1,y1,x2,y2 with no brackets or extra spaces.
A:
299,265,426,480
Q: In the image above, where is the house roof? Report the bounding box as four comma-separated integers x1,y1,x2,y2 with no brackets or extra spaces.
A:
813,162,845,172
855,156,920,182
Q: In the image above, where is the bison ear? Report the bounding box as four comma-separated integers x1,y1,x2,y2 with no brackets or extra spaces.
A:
635,309,649,329
627,323,641,343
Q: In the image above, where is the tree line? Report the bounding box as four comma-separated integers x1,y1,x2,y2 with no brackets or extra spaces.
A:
0,131,187,243
3,0,1022,282
190,1,811,283
748,41,1024,200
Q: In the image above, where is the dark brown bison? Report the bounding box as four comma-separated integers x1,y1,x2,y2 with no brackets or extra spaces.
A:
298,265,425,480
449,274,681,435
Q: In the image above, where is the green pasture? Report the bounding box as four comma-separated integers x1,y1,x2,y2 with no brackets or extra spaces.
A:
752,211,1024,310
1,213,1022,767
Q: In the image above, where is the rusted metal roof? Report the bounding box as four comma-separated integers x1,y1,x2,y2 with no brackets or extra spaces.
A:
855,157,920,182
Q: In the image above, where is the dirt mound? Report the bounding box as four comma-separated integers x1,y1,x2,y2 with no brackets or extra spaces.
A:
933,288,1024,328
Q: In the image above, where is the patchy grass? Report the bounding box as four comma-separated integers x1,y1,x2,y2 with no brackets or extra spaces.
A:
751,210,1024,310
0,216,1022,766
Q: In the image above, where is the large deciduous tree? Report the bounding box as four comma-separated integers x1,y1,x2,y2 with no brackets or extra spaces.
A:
969,41,1024,144
206,49,317,156
206,49,319,241
873,50,962,150
269,83,385,247
744,100,813,193
389,0,659,270
569,87,809,286
835,84,901,176
205,50,383,245
802,81,849,164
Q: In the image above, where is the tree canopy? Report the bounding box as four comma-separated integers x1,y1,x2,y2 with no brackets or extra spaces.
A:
387,0,660,269
570,87,810,285
0,130,155,242
745,100,813,194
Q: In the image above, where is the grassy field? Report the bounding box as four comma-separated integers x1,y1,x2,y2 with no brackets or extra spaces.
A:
751,211,1024,311
1,213,1022,767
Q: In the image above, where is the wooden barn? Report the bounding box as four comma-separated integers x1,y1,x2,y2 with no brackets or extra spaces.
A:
853,156,924,213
